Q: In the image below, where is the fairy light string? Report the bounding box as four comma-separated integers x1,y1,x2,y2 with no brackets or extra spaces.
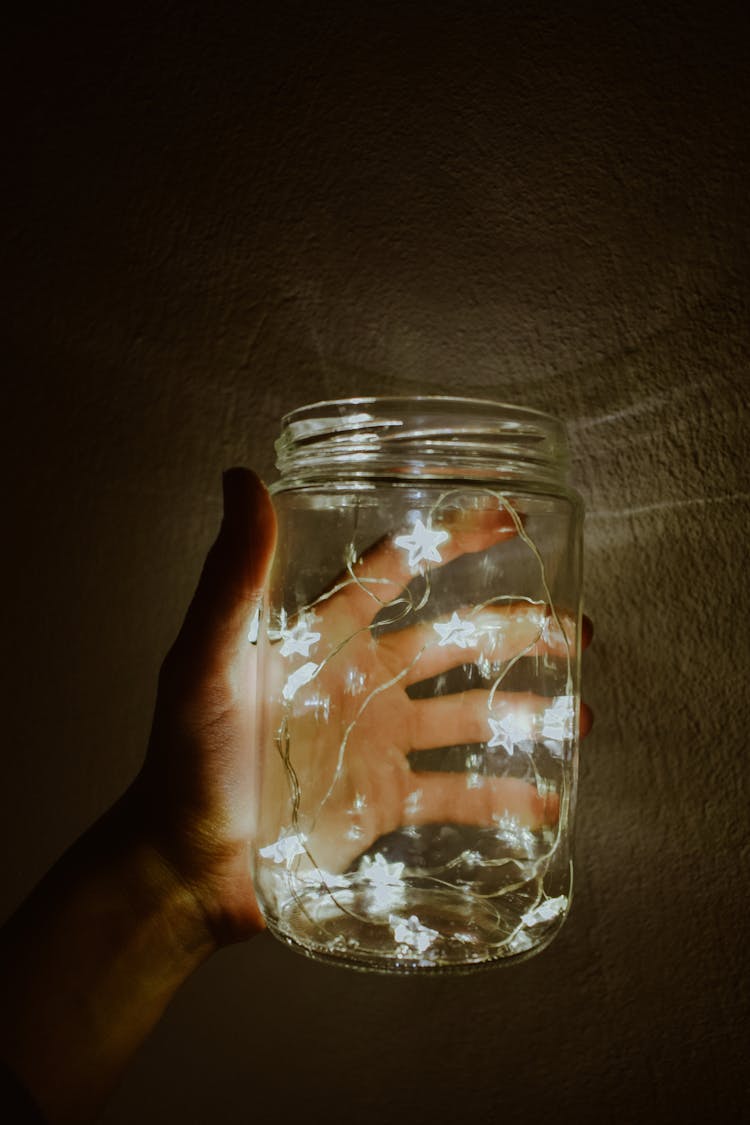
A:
262,491,577,962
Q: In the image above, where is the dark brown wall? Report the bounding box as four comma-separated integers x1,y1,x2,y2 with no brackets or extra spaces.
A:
3,3,748,1122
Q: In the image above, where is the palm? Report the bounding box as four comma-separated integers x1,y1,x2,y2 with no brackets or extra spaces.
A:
139,473,583,945
271,633,419,873
258,521,562,876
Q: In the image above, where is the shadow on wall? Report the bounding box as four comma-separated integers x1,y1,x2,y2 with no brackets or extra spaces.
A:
88,276,750,1124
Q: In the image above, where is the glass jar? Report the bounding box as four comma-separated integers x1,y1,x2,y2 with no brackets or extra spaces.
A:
251,396,584,973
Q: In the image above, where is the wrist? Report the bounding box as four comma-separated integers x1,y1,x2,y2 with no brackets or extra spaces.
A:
0,797,218,1123
92,792,221,972
123,766,267,948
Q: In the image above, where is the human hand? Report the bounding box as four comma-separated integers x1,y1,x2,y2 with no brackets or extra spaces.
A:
132,469,592,949
130,468,277,946
256,510,592,879
0,468,592,1120
0,468,278,1121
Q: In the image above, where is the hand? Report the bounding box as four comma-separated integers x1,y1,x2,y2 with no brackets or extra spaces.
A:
129,468,278,946
132,469,592,946
0,468,279,1122
258,511,590,876
0,467,592,1121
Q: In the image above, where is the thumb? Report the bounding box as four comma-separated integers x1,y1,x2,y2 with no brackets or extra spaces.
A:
161,468,277,693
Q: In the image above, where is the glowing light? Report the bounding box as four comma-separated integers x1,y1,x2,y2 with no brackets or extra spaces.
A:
433,611,479,649
389,914,439,954
394,518,450,569
259,480,578,969
508,930,535,953
541,695,576,741
359,854,406,911
521,896,567,927
487,710,533,754
360,853,405,885
282,661,319,701
259,830,307,865
463,849,484,866
403,788,423,817
279,616,321,658
493,812,536,854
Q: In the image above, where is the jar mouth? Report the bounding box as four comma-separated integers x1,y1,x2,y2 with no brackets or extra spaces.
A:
275,396,569,486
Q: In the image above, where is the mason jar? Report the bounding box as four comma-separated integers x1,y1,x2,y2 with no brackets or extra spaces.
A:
251,396,584,973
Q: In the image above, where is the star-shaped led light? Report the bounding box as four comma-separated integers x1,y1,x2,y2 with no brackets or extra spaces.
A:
508,930,535,953
541,695,575,741
360,853,405,885
259,830,307,865
521,895,567,927
282,661,319,702
359,854,406,911
487,710,533,754
279,616,321,658
493,812,536,854
394,518,450,570
389,913,439,954
433,611,479,649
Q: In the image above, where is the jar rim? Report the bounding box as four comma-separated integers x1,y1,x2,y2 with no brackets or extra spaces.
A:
280,394,562,428
275,395,570,486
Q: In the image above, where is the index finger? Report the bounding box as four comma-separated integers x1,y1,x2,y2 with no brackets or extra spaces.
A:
317,505,519,636
379,604,592,686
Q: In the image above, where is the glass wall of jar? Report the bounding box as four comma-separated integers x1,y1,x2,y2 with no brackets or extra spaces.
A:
251,397,584,973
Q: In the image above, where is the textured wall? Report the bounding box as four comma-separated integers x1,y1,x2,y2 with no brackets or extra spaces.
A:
3,3,749,1122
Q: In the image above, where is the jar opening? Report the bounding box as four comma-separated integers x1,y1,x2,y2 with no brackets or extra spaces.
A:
275,396,569,486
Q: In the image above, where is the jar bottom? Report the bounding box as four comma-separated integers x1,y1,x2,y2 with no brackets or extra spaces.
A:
263,881,567,974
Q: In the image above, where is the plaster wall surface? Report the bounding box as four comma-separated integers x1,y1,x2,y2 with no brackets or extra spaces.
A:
3,4,749,1122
